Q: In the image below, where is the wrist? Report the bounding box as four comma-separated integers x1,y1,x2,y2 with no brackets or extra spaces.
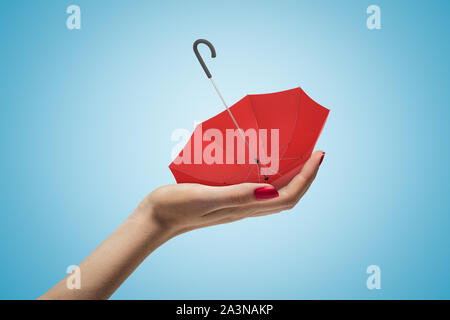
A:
128,203,179,242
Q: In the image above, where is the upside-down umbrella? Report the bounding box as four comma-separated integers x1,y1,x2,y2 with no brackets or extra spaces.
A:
169,39,329,189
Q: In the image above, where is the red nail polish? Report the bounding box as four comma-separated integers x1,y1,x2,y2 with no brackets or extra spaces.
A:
319,152,325,166
254,186,279,200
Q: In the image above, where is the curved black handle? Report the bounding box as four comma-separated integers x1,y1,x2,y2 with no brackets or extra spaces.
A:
193,39,216,79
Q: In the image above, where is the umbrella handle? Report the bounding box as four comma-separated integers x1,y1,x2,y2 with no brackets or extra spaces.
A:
193,39,216,79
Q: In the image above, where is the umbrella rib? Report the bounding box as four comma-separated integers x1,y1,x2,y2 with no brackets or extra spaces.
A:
279,92,302,160
243,165,255,183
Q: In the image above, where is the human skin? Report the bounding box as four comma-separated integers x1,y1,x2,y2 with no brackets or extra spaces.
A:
39,150,325,300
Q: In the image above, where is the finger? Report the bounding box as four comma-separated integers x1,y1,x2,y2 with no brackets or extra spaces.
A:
204,183,279,210
234,150,325,214
277,150,324,205
202,151,324,220
234,151,325,216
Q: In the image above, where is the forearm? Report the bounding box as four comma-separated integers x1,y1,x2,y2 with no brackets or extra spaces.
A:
39,210,174,300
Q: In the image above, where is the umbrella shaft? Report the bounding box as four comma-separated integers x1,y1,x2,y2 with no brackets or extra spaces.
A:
209,78,259,164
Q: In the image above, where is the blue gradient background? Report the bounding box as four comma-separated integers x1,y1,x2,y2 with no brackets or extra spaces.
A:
0,1,449,299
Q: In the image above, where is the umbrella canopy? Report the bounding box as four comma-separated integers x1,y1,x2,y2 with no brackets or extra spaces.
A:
169,39,329,189
170,87,329,189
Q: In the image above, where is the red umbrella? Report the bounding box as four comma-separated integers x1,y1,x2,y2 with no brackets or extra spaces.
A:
169,39,329,189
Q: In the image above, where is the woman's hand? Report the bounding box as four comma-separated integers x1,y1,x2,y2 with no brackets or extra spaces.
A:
132,150,325,237
39,150,324,300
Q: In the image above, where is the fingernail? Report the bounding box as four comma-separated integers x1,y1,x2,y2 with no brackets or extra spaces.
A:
319,152,325,166
254,186,279,200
